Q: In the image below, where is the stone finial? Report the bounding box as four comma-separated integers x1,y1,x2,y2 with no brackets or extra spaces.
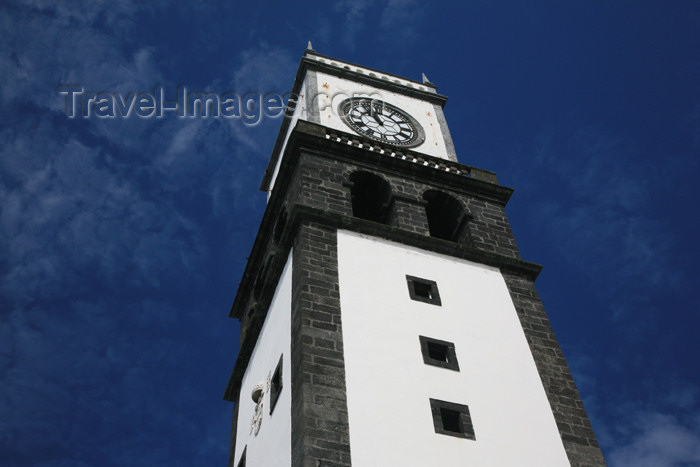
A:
422,72,433,85
307,41,314,52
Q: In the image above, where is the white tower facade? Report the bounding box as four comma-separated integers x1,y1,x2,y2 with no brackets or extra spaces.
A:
224,47,606,467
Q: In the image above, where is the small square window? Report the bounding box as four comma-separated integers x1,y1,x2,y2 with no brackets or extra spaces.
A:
406,275,441,306
440,407,462,433
428,342,448,361
429,398,475,440
269,354,283,415
419,336,460,371
413,281,433,300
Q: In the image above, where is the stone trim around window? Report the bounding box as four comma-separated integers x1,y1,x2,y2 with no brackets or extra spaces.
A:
429,398,475,440
419,335,460,371
406,275,442,306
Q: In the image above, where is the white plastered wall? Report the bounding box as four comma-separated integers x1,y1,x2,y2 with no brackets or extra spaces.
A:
233,252,293,467
336,231,570,467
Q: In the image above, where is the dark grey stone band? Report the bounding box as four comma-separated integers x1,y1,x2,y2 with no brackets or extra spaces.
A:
305,69,320,124
291,223,352,467
433,103,457,161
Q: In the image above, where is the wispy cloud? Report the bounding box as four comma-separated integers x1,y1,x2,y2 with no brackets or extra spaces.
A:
328,0,422,52
227,46,298,153
334,0,372,51
502,121,698,443
507,123,684,305
0,128,203,307
0,2,269,464
570,354,700,467
0,1,148,110
380,0,423,44
607,410,700,467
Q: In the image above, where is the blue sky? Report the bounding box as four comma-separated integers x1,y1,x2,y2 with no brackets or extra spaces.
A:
1,1,699,466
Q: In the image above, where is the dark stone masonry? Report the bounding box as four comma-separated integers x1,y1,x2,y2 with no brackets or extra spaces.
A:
291,224,351,467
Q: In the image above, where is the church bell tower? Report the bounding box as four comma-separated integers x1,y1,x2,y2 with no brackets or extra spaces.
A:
223,45,606,467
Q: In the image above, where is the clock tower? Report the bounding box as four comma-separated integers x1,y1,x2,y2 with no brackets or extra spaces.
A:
223,45,606,467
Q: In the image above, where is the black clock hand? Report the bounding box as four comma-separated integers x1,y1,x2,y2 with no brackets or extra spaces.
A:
370,105,383,126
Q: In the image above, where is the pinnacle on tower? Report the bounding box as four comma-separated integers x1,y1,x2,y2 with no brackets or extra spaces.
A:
307,41,314,52
422,72,433,85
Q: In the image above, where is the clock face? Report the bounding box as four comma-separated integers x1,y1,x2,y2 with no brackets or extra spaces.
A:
338,98,425,148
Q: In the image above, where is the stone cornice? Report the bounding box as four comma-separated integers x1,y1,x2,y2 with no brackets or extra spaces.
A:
266,120,510,202
301,51,448,105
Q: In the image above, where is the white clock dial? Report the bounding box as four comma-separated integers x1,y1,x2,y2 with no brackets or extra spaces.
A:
339,98,425,148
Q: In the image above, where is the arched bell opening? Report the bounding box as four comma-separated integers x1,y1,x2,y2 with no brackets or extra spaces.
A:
423,190,470,243
349,171,393,225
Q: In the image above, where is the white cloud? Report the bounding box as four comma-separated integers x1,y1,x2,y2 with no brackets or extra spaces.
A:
380,0,423,44
334,0,372,50
0,125,204,307
584,376,700,467
509,124,677,301
0,2,292,465
328,0,422,52
0,1,153,112
0,6,301,312
607,411,700,467
226,46,297,151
